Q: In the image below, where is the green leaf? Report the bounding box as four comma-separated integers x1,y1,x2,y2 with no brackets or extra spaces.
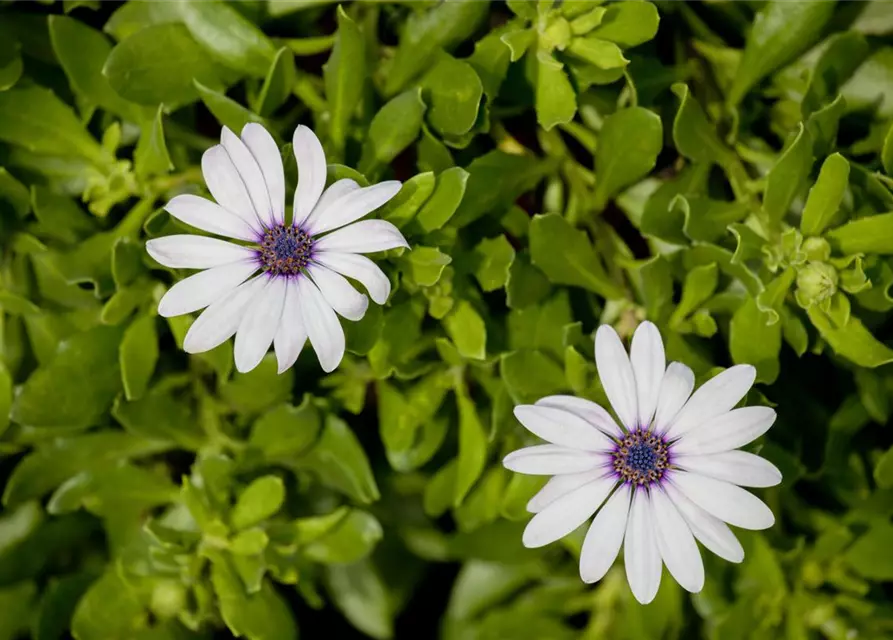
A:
567,37,628,69
883,120,893,176
473,235,516,292
0,86,104,164
358,89,426,177
841,47,893,120
828,212,893,255
304,510,383,565
415,166,469,232
255,47,296,117
454,386,487,507
807,306,893,368
671,84,733,166
384,0,489,96
104,2,182,41
422,52,483,138
453,150,552,228
250,397,321,460
589,1,660,48
501,349,568,403
211,556,298,640
400,246,452,287
70,570,145,640
801,31,869,117
296,415,380,504
729,297,782,384
134,105,173,180
48,464,177,516
728,0,836,106
379,172,436,228
0,362,10,437
801,152,849,236
324,7,364,154
113,389,204,450
11,326,122,429
196,79,267,134
104,23,224,106
592,106,662,211
3,431,171,506
231,476,285,530
175,0,277,77
845,523,893,580
221,354,294,415
443,301,487,360
529,214,622,299
325,560,394,640
0,168,29,218
507,253,552,310
119,314,158,401
763,123,813,224
535,52,576,131
874,446,893,488
467,30,512,101
48,15,142,121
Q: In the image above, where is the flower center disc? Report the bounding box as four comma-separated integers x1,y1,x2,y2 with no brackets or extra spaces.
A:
260,225,312,277
613,431,669,486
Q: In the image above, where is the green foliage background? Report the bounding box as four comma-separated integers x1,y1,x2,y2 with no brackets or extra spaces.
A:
1,0,893,638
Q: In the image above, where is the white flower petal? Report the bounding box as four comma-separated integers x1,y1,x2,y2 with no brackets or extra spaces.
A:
595,325,637,431
522,474,616,548
273,278,307,373
146,235,256,269
234,278,287,373
650,487,704,593
221,126,274,228
314,220,409,254
305,179,360,231
297,275,345,373
241,123,285,225
202,145,262,231
675,451,782,488
664,365,756,440
580,484,631,584
630,321,665,429
503,445,606,476
165,194,258,241
183,276,266,354
307,263,369,321
513,405,615,452
534,395,624,439
673,406,776,456
527,469,608,513
313,252,391,305
157,260,258,317
307,181,402,235
653,362,695,434
664,482,744,563
670,471,775,530
292,125,327,227
624,489,662,604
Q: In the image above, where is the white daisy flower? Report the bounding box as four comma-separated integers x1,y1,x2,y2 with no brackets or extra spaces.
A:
147,124,407,374
502,321,781,604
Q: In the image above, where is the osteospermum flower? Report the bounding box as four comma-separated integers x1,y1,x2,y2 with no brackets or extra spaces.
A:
502,321,781,604
147,124,407,374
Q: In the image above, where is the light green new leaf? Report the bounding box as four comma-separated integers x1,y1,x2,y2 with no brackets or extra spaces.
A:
589,1,660,48
400,246,452,286
379,172,436,228
828,212,893,255
808,306,893,368
443,301,487,360
415,166,469,232
592,106,662,211
119,314,158,401
104,23,224,106
175,0,277,77
473,235,516,292
730,297,782,383
567,37,628,69
231,476,285,530
70,571,144,640
0,86,105,164
535,51,576,131
763,123,813,224
211,557,298,640
529,214,622,299
728,0,836,106
324,7,364,154
304,510,383,565
801,152,849,236
48,15,143,121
